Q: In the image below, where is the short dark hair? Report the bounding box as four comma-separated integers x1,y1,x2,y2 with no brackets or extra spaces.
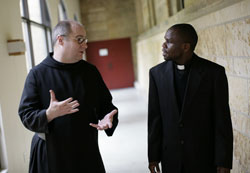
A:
169,23,198,51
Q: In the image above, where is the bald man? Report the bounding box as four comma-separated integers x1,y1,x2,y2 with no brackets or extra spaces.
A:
19,20,118,173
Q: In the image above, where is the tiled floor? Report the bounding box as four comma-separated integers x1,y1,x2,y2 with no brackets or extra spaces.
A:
99,87,149,173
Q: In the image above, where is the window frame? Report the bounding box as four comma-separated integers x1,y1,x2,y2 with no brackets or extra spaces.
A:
58,0,68,21
21,0,52,68
181,0,185,9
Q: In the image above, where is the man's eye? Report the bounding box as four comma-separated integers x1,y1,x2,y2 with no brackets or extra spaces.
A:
77,38,84,43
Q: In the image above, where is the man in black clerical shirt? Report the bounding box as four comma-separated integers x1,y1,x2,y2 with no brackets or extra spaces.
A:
147,24,233,173
19,20,118,173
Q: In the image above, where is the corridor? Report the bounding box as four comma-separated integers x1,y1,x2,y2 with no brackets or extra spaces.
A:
99,87,149,173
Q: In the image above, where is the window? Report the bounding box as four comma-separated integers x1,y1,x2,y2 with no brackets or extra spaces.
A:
168,0,185,16
181,0,185,9
20,0,52,69
58,0,68,21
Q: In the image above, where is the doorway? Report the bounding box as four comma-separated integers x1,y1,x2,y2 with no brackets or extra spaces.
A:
86,38,135,89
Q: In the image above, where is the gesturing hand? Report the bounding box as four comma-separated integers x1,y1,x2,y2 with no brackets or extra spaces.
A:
46,90,80,122
89,109,117,130
149,162,160,173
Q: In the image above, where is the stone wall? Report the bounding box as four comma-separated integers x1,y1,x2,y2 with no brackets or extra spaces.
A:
193,2,250,171
136,0,250,172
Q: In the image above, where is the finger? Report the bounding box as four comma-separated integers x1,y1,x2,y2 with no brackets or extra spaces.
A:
71,102,80,109
61,97,73,105
97,127,103,130
99,124,109,130
149,166,155,173
68,100,79,108
68,108,79,114
98,124,107,130
156,165,160,172
110,109,118,116
108,109,118,119
89,123,99,128
153,166,157,173
103,124,109,129
68,100,79,106
107,122,113,128
148,165,152,172
49,90,56,101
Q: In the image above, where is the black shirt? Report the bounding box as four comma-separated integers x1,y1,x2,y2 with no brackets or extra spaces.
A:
173,60,192,111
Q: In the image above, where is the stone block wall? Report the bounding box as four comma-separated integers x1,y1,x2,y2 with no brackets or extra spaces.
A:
193,3,250,171
136,0,250,172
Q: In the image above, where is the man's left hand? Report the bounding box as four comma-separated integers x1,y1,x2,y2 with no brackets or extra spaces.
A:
217,167,230,173
89,109,117,130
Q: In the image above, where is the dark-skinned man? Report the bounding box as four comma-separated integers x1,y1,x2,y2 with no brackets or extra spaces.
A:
148,23,233,173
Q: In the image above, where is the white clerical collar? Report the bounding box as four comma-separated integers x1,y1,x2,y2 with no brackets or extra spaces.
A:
177,65,185,70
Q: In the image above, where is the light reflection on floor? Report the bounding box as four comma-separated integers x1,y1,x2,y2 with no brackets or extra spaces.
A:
99,87,148,173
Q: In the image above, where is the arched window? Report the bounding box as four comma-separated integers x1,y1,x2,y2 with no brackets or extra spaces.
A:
20,0,52,69
58,0,68,21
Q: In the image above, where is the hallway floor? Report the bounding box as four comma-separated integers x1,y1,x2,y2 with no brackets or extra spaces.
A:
99,87,149,173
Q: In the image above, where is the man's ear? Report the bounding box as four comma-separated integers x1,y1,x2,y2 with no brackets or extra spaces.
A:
57,35,64,45
183,43,191,52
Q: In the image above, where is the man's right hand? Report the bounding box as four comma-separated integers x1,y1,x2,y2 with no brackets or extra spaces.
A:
149,162,160,173
46,90,80,122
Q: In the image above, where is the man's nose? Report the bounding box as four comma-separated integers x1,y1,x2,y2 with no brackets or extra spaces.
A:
81,42,88,49
162,42,166,48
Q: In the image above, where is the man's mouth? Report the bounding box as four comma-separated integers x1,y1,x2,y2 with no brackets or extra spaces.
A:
162,49,167,56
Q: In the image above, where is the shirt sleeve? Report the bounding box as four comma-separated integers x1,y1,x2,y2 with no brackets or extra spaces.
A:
213,67,233,169
148,69,162,163
94,67,118,136
18,69,49,133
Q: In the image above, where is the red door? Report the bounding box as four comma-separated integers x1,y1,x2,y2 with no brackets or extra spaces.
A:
86,38,135,89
